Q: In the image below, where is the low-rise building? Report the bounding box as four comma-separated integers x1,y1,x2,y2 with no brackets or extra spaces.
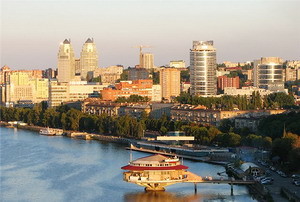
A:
170,104,286,126
82,98,151,119
82,98,122,116
234,117,261,132
150,103,174,119
92,66,123,84
240,162,265,177
101,79,157,101
120,104,151,118
224,86,273,97
217,75,239,90
128,68,149,80
49,80,106,107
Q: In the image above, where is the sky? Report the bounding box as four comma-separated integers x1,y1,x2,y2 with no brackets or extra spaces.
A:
1,0,300,70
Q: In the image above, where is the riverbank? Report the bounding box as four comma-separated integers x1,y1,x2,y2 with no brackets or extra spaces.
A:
13,123,135,145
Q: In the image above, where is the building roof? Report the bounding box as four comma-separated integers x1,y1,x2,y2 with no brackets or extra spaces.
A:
121,164,188,171
240,162,260,172
63,39,70,44
132,154,168,164
1,65,10,71
85,38,93,43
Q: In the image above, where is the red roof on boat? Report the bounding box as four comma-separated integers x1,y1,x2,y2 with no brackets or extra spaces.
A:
121,164,188,171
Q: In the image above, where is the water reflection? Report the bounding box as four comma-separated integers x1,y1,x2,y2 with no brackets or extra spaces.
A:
124,191,203,202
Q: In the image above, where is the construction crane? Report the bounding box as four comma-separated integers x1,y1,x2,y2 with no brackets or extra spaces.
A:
132,45,153,55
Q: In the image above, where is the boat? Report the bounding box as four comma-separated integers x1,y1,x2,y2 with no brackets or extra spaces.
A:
164,156,179,163
39,127,56,136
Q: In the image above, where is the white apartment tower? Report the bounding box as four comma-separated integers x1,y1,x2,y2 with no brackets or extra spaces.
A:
57,39,75,83
140,53,154,69
80,38,99,80
190,41,217,96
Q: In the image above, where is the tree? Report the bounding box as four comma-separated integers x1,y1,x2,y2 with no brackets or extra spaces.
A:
218,119,234,133
151,69,160,84
288,148,300,171
180,70,190,82
271,133,298,162
119,69,129,81
159,126,168,135
215,132,241,147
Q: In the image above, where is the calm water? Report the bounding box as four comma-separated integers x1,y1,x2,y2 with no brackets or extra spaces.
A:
0,127,256,202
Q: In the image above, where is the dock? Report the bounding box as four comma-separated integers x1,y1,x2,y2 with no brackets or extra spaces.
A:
127,144,228,165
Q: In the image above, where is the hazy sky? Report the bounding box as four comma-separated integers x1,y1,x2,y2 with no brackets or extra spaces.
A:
1,0,299,70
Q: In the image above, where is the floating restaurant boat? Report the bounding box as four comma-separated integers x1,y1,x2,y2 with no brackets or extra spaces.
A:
121,154,202,191
39,127,63,136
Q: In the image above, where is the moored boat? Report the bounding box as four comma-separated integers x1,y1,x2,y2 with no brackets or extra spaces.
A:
39,127,56,136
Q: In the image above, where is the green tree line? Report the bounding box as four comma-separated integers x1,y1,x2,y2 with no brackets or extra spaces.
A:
0,105,145,139
175,92,296,110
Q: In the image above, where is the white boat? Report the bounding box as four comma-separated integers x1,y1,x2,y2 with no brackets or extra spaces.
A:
39,127,56,136
164,156,179,163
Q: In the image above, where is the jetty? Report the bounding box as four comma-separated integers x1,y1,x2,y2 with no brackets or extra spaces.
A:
127,144,229,165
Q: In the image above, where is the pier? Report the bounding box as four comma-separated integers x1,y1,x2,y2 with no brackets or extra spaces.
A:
126,144,228,165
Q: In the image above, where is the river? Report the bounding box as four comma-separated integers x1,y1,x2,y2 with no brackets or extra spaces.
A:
0,127,257,202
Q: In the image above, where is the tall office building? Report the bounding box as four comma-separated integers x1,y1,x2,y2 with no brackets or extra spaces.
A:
253,57,284,91
57,39,75,83
190,41,217,96
80,38,98,80
160,68,180,100
140,53,154,69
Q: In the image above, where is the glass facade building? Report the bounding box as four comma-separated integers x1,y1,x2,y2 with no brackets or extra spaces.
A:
190,41,217,95
253,57,284,91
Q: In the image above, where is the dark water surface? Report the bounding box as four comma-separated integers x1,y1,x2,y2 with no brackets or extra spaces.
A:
0,127,257,202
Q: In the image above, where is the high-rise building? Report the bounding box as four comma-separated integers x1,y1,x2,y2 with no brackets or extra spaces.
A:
253,57,284,91
80,38,98,80
170,60,186,68
159,68,180,100
190,41,217,96
140,53,154,69
57,39,75,83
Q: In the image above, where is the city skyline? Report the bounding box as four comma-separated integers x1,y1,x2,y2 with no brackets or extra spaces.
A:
1,0,300,70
